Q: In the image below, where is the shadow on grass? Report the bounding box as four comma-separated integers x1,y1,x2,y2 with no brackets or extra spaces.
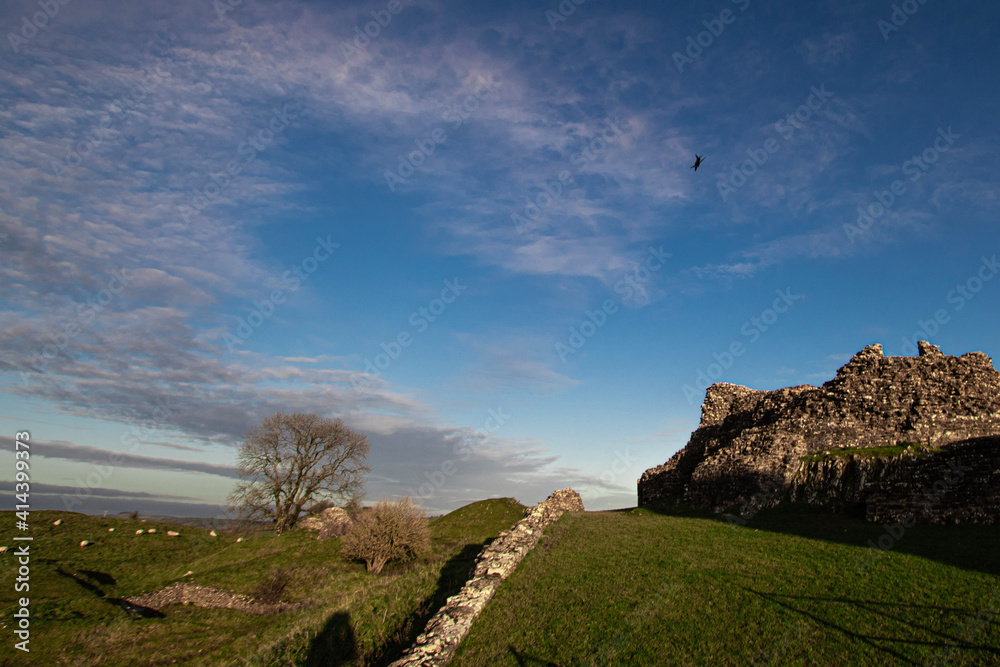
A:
303,611,357,666
368,541,493,666
745,588,1000,665
637,501,1000,579
55,567,164,619
508,645,561,665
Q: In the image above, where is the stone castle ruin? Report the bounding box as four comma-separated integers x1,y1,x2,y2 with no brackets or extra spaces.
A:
639,342,1000,523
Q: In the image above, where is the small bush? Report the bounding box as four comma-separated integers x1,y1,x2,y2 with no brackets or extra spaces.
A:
251,568,291,604
341,496,430,574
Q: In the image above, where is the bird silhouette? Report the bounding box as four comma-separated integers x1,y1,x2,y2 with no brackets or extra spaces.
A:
691,154,705,171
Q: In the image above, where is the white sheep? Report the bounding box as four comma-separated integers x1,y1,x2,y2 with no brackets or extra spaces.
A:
209,530,217,537
147,528,157,534
136,529,144,535
108,528,115,532
79,540,90,548
53,519,63,526
0,546,8,554
167,531,179,537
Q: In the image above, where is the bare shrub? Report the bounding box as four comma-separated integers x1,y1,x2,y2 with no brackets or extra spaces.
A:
341,497,430,574
251,568,291,604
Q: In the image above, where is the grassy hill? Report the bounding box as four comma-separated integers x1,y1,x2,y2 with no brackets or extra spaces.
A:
6,500,998,665
0,497,526,666
453,505,1000,665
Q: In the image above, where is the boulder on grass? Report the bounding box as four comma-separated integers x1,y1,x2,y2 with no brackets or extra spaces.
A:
300,507,352,540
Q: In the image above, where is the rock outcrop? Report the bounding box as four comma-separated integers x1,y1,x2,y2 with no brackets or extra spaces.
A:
299,506,352,539
638,342,1000,522
389,488,584,667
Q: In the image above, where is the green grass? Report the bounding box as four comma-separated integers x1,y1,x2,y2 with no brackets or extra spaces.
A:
799,442,943,464
0,498,527,666
452,506,1000,666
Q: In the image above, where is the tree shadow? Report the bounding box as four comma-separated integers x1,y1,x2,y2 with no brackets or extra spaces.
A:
304,611,357,666
508,645,561,666
78,569,116,587
744,587,1000,665
370,540,493,666
55,568,164,619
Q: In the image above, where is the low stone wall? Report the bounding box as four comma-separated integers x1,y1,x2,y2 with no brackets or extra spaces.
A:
389,488,584,667
125,582,306,615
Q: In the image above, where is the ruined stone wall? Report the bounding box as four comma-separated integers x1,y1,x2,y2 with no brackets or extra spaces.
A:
389,488,584,667
639,342,1000,521
787,436,1000,524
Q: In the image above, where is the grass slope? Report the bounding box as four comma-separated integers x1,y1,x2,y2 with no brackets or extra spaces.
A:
0,498,526,666
453,506,1000,666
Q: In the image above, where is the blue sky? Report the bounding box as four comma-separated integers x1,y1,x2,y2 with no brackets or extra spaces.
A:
2,0,999,517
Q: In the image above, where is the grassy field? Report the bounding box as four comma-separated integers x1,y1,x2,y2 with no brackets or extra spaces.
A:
453,505,1000,666
5,501,998,666
0,498,527,666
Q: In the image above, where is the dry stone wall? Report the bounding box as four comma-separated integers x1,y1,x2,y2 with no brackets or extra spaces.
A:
638,342,1000,522
389,488,584,667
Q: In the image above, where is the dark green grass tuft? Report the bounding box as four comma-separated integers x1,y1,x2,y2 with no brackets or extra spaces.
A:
800,442,943,464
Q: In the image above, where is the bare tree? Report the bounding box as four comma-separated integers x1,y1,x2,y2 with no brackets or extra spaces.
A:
227,412,370,535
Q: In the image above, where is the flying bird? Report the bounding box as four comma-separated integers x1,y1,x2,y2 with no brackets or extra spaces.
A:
691,154,705,171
